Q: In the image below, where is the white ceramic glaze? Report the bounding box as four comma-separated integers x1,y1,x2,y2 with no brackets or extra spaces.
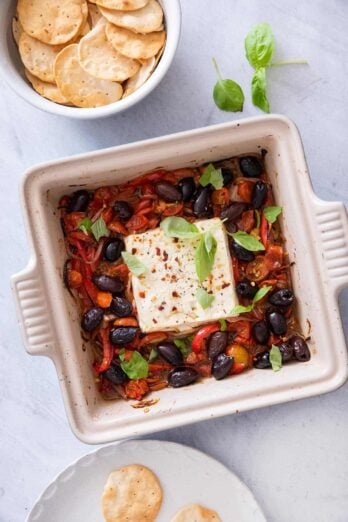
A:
11,115,348,443
26,439,266,522
0,0,181,119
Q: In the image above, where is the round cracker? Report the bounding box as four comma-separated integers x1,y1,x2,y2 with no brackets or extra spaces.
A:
96,0,148,10
105,23,165,60
12,16,24,46
102,464,162,522
99,0,163,34
123,55,155,97
25,69,72,105
19,32,63,83
54,44,123,107
78,22,140,81
17,0,86,45
171,504,222,522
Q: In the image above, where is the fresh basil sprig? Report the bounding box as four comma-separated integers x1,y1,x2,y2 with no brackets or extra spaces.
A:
231,231,265,251
199,163,224,190
79,217,110,242
231,285,272,315
212,58,244,112
269,344,282,372
121,252,147,276
160,217,201,239
196,287,215,309
196,232,217,282
263,206,282,224
119,350,149,379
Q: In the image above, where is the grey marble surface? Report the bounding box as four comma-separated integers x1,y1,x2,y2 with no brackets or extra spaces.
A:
1,1,348,521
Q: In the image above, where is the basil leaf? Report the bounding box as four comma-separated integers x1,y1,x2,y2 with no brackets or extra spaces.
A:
204,231,215,253
121,252,147,276
253,285,272,304
160,216,201,239
219,319,227,331
231,304,254,315
174,338,191,357
148,348,158,362
199,163,224,190
263,206,282,224
90,217,110,242
254,210,261,229
119,350,149,379
79,217,93,235
270,344,282,372
196,287,215,309
212,58,244,112
245,22,275,69
232,231,265,251
251,67,270,113
195,234,217,282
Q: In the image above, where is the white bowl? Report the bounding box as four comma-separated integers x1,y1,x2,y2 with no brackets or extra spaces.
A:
11,116,348,443
0,0,181,119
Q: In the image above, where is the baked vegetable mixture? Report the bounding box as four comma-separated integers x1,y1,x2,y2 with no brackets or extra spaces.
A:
60,153,311,401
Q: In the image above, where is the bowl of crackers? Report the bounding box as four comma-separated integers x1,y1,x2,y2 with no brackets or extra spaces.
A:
0,0,181,118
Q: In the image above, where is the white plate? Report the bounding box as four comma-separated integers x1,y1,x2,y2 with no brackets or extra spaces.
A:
27,440,266,522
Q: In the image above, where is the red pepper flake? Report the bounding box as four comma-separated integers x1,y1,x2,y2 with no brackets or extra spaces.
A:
155,247,161,256
132,248,137,254
173,238,179,243
152,318,158,323
164,263,168,270
172,306,177,311
158,305,165,311
151,268,156,273
172,291,179,297
221,282,231,289
163,250,168,261
139,291,146,298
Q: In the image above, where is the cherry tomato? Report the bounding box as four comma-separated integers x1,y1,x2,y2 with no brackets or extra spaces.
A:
63,212,85,232
126,214,149,231
101,207,113,224
138,332,168,347
246,256,270,282
264,245,284,270
212,188,230,206
96,291,113,308
226,344,252,374
228,320,251,344
237,180,253,202
108,220,128,235
67,269,82,288
94,327,113,374
113,317,139,327
240,210,255,233
162,202,184,216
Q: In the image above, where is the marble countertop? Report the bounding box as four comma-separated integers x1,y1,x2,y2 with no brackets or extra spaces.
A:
1,1,347,521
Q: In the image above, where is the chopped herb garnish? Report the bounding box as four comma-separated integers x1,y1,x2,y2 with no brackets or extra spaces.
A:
90,217,110,242
196,287,215,309
270,344,282,372
121,252,147,276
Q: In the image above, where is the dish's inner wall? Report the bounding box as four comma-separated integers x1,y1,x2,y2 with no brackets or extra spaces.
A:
27,125,332,434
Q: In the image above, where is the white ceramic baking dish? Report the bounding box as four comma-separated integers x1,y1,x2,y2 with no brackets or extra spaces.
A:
12,115,348,444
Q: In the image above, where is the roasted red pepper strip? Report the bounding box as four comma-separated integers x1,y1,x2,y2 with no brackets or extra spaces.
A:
260,212,268,248
94,327,113,374
191,323,220,353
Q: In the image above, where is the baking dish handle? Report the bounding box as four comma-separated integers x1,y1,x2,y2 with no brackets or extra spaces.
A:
11,255,54,357
312,197,348,295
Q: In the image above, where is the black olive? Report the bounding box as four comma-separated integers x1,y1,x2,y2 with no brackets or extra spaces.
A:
221,167,233,186
168,366,199,388
239,156,263,178
110,297,133,317
220,202,246,222
114,201,133,221
251,181,268,209
252,320,270,344
267,310,287,336
155,181,182,202
207,331,228,360
178,177,196,202
269,289,294,307
236,280,258,299
212,353,234,380
102,363,128,384
81,306,103,332
193,186,212,217
103,238,125,262
231,242,255,262
109,327,138,345
253,350,271,369
157,342,183,366
277,342,294,362
289,336,311,362
67,190,89,213
92,274,124,294
225,222,238,234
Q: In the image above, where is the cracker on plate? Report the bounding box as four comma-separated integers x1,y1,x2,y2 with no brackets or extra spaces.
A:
171,504,222,522
102,464,163,522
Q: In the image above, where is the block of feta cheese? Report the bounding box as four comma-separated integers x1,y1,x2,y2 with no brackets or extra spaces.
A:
124,218,238,334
